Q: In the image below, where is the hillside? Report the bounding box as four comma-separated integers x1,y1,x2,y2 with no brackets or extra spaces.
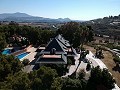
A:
83,15,120,39
90,15,120,24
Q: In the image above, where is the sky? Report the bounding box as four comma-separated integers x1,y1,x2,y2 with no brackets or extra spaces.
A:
0,0,120,20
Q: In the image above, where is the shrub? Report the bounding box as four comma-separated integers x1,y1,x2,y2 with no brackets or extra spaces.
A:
113,56,120,63
86,63,91,71
67,58,73,65
78,69,86,79
86,50,89,54
22,59,30,66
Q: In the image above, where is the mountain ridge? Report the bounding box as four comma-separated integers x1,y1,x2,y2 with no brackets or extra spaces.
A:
0,12,74,22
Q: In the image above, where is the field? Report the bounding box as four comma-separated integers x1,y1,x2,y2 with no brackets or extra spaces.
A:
84,45,120,87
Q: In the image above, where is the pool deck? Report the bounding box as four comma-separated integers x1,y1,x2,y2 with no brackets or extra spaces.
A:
23,47,37,62
22,47,38,73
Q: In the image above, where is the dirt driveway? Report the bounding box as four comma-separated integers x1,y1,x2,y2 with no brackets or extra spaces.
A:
84,45,120,87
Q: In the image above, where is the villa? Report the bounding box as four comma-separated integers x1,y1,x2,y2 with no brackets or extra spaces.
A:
36,34,77,65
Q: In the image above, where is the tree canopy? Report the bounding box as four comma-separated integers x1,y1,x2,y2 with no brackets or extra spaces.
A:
0,33,7,51
0,55,23,81
58,22,94,47
0,24,56,47
87,66,115,90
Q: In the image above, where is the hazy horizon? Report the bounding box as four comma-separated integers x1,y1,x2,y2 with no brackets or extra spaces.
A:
0,0,120,20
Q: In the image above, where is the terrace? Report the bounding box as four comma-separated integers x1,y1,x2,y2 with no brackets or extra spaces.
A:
42,55,61,58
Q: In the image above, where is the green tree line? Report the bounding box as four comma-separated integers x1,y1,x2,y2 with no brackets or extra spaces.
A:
0,55,115,90
0,22,93,51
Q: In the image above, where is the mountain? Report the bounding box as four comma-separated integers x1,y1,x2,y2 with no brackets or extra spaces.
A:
0,12,72,23
0,12,32,19
57,18,71,22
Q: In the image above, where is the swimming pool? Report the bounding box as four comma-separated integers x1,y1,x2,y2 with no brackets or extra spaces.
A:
16,52,29,60
2,49,11,55
2,48,20,55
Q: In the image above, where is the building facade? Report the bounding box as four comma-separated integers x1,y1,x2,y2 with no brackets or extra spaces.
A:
36,34,77,65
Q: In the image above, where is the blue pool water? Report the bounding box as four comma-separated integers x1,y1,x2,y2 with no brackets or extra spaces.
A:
2,49,11,54
16,52,29,60
2,48,19,55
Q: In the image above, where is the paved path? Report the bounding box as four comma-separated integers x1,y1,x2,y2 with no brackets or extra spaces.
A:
63,51,120,89
86,51,107,69
22,65,34,73
26,47,37,61
63,54,88,77
62,54,80,77
86,51,120,90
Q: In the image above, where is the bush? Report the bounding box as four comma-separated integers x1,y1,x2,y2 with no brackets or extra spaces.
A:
62,78,83,90
86,50,89,54
22,59,30,66
78,69,86,79
68,56,75,65
86,63,91,71
113,56,120,63
67,58,72,65
44,64,67,76
116,62,120,68
105,43,120,50
81,47,85,51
